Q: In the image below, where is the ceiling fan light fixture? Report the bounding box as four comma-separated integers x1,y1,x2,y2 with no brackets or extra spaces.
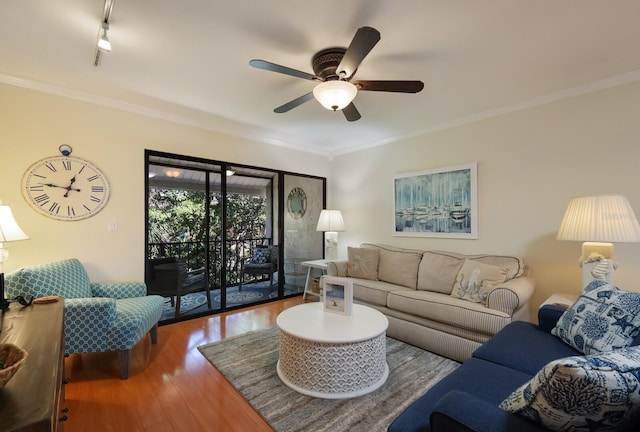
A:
313,80,357,111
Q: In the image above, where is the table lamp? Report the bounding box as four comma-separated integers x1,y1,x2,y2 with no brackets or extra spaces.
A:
557,194,640,290
0,203,29,311
316,210,345,260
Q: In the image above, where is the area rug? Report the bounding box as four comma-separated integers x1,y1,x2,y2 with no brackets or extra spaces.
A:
160,292,208,320
214,290,265,305
198,326,459,432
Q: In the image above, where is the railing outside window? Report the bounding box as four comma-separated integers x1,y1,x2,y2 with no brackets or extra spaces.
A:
148,237,271,287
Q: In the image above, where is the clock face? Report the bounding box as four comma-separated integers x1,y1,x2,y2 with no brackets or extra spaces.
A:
22,156,110,220
287,187,307,219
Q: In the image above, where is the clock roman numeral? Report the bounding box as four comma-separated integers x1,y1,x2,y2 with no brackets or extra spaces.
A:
33,173,46,179
87,175,100,182
30,185,44,192
68,206,75,217
91,186,104,193
34,193,50,204
90,196,102,203
83,204,91,212
62,160,72,170
45,163,57,172
49,202,60,214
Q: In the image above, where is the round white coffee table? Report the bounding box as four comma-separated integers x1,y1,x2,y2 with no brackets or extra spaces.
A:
276,302,389,399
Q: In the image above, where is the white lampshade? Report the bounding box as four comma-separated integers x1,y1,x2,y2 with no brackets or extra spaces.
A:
313,81,357,111
316,210,345,232
557,195,640,243
0,205,29,243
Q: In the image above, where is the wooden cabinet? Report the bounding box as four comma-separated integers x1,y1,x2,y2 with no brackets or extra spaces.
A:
0,301,66,432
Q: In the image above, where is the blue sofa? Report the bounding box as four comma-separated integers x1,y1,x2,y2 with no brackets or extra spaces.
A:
388,304,640,432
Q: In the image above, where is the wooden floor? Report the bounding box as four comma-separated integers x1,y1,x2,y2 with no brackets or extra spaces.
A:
63,296,305,432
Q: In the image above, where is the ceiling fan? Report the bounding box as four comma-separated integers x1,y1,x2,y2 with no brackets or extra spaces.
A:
250,26,424,122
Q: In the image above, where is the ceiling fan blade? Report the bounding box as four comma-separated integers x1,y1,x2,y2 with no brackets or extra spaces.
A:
274,92,315,113
354,80,424,93
337,26,381,79
342,103,361,122
250,59,320,81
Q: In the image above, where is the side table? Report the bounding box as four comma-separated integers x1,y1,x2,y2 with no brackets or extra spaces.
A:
300,259,328,300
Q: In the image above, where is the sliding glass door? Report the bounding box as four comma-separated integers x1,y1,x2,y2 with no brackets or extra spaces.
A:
145,150,324,324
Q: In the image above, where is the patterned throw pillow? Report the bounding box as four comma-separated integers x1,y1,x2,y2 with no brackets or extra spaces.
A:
552,282,640,354
450,259,507,304
347,247,379,280
500,347,640,432
251,247,270,264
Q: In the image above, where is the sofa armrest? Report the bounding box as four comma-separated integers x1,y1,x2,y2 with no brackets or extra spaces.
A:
537,304,567,333
91,282,147,299
430,391,547,432
486,276,535,316
326,260,348,277
63,297,118,354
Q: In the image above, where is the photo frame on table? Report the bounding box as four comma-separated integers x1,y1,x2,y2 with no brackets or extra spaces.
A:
393,162,478,239
322,276,353,316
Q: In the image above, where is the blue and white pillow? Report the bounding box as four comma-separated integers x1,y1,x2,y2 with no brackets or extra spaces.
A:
552,282,640,354
250,247,271,264
500,347,640,432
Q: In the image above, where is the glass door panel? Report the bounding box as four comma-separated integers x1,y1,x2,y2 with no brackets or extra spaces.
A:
147,163,219,322
223,167,276,308
283,175,324,296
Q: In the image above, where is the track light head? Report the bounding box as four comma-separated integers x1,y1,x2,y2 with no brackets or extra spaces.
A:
98,22,111,52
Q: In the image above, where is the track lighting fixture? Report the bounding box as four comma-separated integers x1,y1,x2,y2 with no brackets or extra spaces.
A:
94,0,115,66
98,22,111,52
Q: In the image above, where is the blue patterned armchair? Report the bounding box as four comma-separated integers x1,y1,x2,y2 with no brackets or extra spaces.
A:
5,258,164,379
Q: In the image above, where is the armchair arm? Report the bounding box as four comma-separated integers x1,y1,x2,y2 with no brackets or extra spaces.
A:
537,304,567,333
63,297,117,354
91,282,147,299
326,260,348,277
430,391,546,432
486,276,535,316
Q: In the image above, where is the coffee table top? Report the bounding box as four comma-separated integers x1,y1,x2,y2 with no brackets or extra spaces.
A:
277,302,388,344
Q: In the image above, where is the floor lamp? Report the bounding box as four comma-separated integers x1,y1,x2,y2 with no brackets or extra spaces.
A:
316,210,345,261
557,194,640,290
0,203,30,311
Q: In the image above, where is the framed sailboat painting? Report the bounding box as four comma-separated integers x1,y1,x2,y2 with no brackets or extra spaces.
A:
393,162,478,239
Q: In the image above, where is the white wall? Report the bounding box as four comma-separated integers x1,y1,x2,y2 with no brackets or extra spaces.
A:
330,80,640,316
0,84,331,281
3,80,640,317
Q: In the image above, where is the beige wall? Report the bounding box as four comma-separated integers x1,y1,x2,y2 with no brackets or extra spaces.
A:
0,84,330,281
3,80,640,319
330,80,640,317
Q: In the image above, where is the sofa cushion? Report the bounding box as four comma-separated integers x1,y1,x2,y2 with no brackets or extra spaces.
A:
473,321,581,376
351,278,412,307
6,258,92,299
388,357,532,432
450,259,508,304
500,346,640,432
346,246,379,280
387,290,511,336
552,282,640,354
466,254,526,280
417,251,465,294
372,244,423,289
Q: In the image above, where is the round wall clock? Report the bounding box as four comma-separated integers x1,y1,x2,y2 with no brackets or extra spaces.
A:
22,152,110,221
287,187,307,219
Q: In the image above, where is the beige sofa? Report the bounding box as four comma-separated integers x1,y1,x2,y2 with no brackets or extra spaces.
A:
326,244,535,362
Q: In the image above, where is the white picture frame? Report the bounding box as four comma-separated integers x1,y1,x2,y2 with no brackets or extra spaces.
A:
393,162,478,239
322,276,353,316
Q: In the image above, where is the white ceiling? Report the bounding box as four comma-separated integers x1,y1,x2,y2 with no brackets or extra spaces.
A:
3,1,640,157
